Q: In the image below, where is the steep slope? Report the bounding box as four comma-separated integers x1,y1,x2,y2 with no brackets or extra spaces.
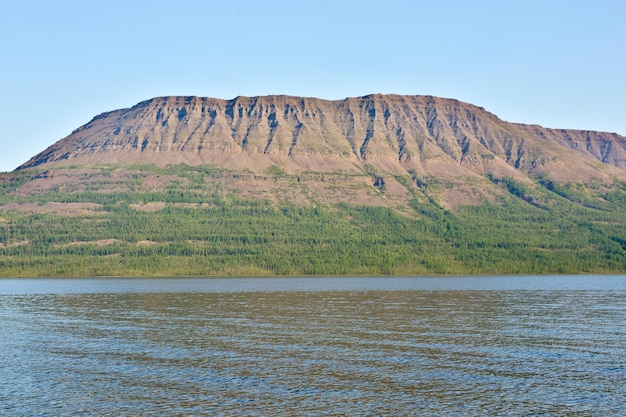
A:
17,95,626,184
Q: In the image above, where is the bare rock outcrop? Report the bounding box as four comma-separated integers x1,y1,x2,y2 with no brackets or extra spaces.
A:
18,94,626,182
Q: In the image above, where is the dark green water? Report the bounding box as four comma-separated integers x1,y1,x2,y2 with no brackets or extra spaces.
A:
1,276,625,416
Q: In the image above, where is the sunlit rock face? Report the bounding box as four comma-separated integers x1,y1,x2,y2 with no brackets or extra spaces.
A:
18,94,626,185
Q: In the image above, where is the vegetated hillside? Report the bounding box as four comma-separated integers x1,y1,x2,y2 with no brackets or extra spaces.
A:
2,94,626,276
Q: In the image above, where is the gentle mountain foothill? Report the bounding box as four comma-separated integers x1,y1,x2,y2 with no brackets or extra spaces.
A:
2,94,626,276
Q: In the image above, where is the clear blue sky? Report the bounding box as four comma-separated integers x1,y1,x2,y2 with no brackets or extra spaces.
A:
1,0,624,172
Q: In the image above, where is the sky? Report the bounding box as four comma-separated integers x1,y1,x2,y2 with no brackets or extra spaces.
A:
1,0,625,172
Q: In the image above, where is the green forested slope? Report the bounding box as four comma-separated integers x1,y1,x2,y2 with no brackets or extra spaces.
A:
1,165,626,276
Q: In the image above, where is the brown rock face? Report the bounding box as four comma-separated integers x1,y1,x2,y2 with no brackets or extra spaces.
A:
17,94,626,182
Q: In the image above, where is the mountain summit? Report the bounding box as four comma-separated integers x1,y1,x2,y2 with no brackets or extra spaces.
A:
18,94,626,183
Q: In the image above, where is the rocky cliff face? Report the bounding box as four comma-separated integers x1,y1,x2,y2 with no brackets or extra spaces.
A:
18,94,626,182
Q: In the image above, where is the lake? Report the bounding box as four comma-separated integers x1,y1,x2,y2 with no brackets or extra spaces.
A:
1,276,625,416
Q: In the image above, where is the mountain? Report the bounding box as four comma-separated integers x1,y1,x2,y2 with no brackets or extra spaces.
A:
18,94,626,179
3,94,626,277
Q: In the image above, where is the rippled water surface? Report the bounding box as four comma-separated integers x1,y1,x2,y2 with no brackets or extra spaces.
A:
1,276,626,416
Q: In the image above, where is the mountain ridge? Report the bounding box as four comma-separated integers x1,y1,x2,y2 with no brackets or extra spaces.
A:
17,94,626,185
